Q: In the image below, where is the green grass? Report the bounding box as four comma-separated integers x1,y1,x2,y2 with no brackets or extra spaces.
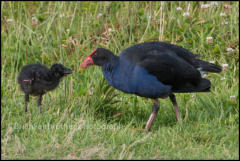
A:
1,1,239,159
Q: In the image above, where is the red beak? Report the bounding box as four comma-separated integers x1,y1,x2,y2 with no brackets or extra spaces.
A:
80,49,97,69
80,56,94,68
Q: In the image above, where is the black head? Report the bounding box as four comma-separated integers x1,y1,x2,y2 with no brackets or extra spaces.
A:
81,48,115,68
50,64,72,78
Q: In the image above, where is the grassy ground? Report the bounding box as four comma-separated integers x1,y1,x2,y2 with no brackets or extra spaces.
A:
1,1,239,159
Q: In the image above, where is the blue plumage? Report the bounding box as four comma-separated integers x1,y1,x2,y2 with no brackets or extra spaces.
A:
102,57,172,98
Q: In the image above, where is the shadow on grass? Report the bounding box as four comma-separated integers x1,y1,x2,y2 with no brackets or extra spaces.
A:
87,78,182,130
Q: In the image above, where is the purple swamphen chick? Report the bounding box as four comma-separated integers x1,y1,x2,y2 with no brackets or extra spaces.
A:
18,63,72,113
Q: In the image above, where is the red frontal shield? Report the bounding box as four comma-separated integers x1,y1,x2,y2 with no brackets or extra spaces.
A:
80,49,97,68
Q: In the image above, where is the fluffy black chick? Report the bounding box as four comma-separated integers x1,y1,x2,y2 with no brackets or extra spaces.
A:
18,63,72,113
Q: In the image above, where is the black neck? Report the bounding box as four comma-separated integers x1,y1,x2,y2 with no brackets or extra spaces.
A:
102,54,119,72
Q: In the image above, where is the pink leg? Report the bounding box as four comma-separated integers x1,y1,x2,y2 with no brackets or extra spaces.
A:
169,94,181,122
145,99,160,131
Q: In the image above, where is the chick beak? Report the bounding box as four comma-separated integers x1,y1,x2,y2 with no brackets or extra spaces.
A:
63,68,72,75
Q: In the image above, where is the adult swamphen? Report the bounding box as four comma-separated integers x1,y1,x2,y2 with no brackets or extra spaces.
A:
18,63,72,113
80,42,222,131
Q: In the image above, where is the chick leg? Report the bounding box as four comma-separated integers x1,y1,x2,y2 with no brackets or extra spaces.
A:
169,94,181,122
145,99,160,131
37,94,43,113
25,93,29,112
